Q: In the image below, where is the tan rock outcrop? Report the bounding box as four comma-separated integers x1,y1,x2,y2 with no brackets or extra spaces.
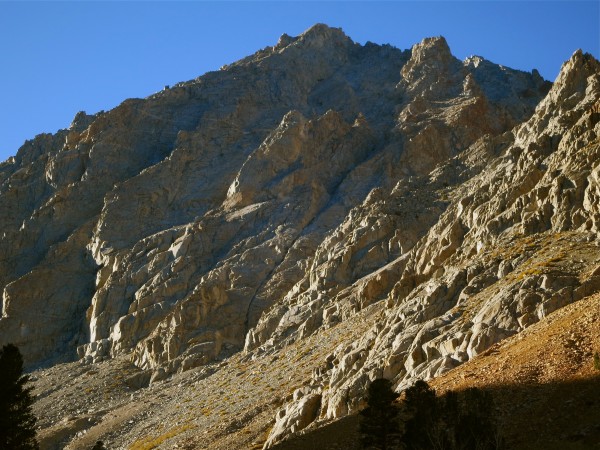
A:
263,49,599,446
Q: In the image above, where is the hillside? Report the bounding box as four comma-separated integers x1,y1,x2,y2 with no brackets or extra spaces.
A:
0,24,598,448
433,292,600,449
267,292,600,450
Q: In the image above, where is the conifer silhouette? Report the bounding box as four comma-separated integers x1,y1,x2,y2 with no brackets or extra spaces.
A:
359,378,401,449
0,344,39,450
400,380,503,449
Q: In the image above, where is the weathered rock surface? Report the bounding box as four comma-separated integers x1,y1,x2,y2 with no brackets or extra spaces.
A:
0,23,597,450
263,49,600,447
0,25,547,370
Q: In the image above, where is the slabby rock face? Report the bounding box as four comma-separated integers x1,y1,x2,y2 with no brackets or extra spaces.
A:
261,50,600,447
0,23,598,448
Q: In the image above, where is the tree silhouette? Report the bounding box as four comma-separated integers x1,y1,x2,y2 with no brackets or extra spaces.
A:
0,344,39,450
92,440,107,450
401,379,441,449
359,378,401,449
400,380,503,450
451,388,503,449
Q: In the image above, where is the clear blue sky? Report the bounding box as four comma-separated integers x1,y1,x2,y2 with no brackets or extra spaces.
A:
1,1,598,162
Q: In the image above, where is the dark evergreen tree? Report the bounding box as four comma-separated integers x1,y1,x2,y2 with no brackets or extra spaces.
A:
452,388,503,449
0,344,39,450
91,440,107,450
400,379,503,450
401,379,441,449
359,378,401,449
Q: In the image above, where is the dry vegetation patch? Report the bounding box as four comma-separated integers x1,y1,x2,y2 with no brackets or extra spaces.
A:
433,292,600,449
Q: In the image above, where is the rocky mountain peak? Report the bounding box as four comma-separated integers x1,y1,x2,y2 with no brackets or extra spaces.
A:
271,24,351,54
274,33,295,50
399,35,463,100
546,49,600,110
69,111,96,133
410,35,452,62
402,35,455,76
299,23,351,44
513,49,599,151
1,24,598,450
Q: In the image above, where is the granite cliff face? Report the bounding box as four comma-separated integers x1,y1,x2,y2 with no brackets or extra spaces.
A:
1,24,598,449
264,48,600,447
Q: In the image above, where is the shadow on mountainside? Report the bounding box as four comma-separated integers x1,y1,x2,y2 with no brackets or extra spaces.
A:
271,376,600,450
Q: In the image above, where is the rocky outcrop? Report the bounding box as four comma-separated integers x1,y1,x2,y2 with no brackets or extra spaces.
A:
0,25,549,371
265,387,322,448
263,49,600,446
2,22,596,450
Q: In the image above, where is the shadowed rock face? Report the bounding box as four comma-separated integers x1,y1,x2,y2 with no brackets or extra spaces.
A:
3,25,597,446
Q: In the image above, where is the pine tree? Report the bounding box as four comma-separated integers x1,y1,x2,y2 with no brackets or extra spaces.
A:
91,440,107,450
452,387,502,449
0,344,39,450
359,378,401,449
399,380,503,450
401,379,441,449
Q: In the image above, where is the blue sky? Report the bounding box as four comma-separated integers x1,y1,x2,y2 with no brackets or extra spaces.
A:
0,1,598,162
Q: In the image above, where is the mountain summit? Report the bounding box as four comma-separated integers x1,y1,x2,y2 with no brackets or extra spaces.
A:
0,24,598,449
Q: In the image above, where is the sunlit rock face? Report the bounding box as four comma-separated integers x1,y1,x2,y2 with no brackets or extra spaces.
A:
6,23,598,434
261,49,600,447
4,22,599,449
